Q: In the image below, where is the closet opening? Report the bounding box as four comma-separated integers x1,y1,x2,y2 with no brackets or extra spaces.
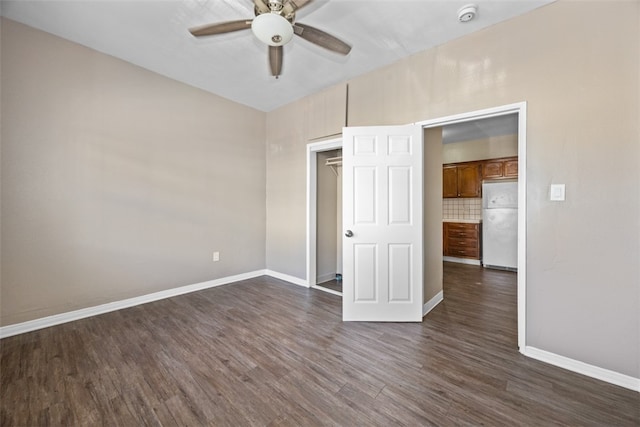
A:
315,149,342,294
306,137,343,297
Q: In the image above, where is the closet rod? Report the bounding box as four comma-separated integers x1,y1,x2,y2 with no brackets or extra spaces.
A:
325,156,342,166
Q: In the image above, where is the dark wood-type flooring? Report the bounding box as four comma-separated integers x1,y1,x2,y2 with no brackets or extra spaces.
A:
1,262,638,426
316,279,342,293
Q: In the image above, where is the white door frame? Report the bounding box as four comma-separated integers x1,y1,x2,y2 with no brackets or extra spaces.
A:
306,101,527,350
415,101,527,351
306,137,343,296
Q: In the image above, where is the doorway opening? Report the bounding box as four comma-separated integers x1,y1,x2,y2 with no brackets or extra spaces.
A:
418,102,527,350
436,113,519,347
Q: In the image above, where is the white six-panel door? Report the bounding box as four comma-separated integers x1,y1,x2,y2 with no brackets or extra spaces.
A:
342,125,423,321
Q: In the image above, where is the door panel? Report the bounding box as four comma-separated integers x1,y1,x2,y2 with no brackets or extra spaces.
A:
343,125,423,321
354,244,377,301
389,244,411,302
354,135,376,155
388,167,411,225
353,167,377,224
388,135,412,155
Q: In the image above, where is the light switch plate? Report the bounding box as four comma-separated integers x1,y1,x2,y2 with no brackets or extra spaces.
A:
550,184,566,201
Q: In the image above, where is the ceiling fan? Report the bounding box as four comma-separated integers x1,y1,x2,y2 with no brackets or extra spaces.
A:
189,0,352,78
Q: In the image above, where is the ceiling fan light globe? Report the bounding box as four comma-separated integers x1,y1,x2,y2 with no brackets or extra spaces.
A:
251,13,293,46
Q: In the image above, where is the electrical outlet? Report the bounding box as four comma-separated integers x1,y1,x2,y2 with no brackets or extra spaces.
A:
213,251,220,262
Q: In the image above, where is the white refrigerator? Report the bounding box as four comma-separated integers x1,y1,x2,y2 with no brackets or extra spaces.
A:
482,180,518,270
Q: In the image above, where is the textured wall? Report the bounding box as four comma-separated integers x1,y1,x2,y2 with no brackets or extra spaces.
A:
1,19,267,325
424,127,443,305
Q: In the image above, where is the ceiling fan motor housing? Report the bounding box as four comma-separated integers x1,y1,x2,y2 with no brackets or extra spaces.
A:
251,13,294,46
267,0,284,12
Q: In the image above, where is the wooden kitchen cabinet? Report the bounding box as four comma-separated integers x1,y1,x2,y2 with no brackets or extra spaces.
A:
482,160,504,179
482,156,518,179
442,166,459,198
442,162,482,198
504,158,518,177
443,222,481,260
457,164,482,197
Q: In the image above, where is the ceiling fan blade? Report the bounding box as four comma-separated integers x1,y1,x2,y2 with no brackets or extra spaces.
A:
189,20,252,37
293,23,351,55
283,0,313,16
269,45,283,78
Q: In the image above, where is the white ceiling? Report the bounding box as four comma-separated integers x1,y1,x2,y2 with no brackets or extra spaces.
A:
442,113,518,144
1,0,553,112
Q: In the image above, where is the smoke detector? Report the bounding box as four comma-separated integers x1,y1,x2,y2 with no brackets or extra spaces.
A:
458,4,477,22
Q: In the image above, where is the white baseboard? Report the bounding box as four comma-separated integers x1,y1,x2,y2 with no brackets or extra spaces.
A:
315,272,337,284
523,346,640,393
443,256,481,266
423,290,444,317
0,270,267,339
264,270,308,288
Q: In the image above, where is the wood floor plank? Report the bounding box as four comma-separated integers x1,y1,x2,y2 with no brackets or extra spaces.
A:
1,263,639,426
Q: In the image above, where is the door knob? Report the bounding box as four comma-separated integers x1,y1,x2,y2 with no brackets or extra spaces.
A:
345,230,354,238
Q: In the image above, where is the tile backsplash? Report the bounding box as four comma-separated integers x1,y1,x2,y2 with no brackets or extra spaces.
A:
443,198,482,220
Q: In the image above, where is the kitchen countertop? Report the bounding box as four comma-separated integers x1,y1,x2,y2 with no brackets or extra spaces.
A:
443,218,482,224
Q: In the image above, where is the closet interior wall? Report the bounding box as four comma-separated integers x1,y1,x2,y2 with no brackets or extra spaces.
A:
316,150,342,284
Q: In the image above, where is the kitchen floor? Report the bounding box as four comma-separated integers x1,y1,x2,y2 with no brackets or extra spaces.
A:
442,261,518,347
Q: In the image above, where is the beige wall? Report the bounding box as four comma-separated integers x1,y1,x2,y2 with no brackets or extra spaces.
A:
424,128,443,304
266,1,639,378
0,19,266,325
265,100,308,278
336,159,342,275
0,18,3,317
316,151,338,283
443,133,518,164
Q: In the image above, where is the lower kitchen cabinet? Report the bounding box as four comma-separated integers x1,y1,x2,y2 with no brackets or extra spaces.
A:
443,222,481,260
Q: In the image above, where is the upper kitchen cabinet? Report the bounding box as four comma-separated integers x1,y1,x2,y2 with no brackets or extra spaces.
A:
504,158,518,177
458,163,483,197
443,162,482,198
306,83,347,140
483,156,518,179
443,166,458,198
